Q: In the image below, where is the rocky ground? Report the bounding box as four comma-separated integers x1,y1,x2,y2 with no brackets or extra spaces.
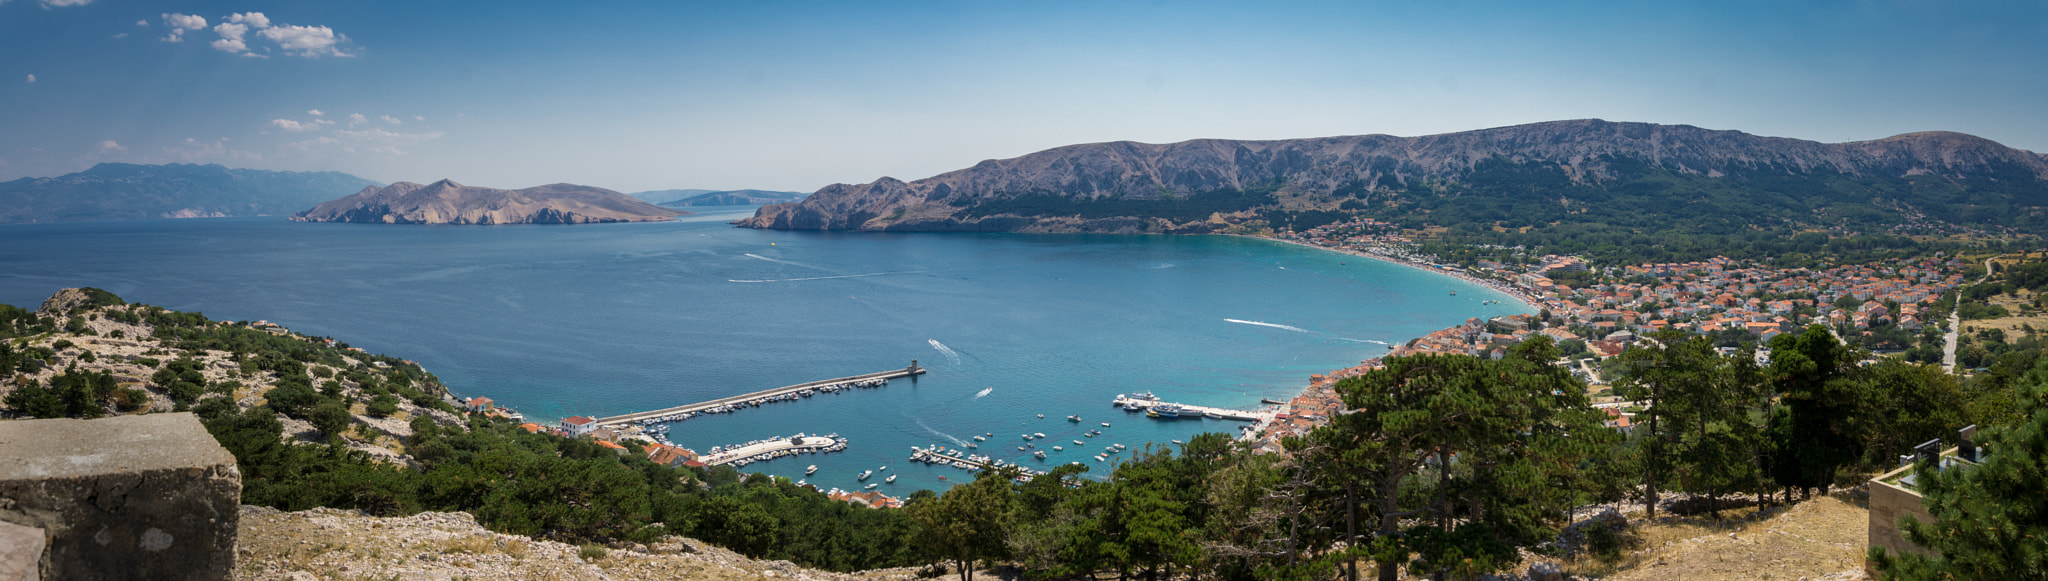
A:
6,288,465,461
236,506,929,581
1570,491,1872,581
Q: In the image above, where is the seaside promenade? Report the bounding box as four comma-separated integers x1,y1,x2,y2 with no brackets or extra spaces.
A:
590,363,926,428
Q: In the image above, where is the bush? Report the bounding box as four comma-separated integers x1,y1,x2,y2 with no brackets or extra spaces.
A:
366,394,400,418
309,401,352,440
578,544,608,561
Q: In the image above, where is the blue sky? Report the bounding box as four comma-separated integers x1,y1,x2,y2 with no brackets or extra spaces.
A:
2,0,2044,192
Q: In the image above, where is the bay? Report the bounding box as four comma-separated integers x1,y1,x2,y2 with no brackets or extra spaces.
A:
0,206,1530,491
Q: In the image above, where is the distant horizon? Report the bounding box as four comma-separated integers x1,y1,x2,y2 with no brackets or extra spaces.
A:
5,0,2045,191
14,117,2043,194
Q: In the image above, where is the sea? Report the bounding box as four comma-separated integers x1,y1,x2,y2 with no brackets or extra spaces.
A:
0,206,1529,491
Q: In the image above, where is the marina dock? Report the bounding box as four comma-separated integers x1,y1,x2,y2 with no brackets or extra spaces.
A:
1111,394,1269,422
910,446,1046,482
702,433,848,467
591,363,926,428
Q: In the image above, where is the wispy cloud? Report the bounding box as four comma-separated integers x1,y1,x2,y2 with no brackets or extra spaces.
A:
291,128,445,156
97,140,125,153
260,24,354,58
348,113,367,126
380,115,403,125
307,109,324,117
24,74,34,84
38,0,93,7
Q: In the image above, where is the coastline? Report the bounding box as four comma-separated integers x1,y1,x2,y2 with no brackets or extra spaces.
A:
1240,234,1544,312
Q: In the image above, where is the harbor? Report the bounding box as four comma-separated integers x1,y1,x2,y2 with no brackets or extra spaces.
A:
701,433,849,467
590,362,927,428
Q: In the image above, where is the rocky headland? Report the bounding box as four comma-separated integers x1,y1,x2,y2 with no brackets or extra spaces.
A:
293,180,686,225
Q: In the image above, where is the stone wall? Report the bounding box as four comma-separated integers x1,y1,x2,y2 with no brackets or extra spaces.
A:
0,413,240,580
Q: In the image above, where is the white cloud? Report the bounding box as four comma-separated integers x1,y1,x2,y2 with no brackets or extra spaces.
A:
112,32,127,39
307,109,324,117
413,115,425,122
137,19,150,27
24,74,33,84
162,13,207,42
210,22,249,53
269,119,316,132
379,115,402,125
348,113,367,126
39,0,93,7
97,140,125,153
259,24,353,58
315,119,334,126
227,12,270,29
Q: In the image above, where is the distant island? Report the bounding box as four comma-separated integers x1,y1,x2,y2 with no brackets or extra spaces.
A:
732,119,2048,249
292,179,687,225
0,163,380,224
632,188,808,207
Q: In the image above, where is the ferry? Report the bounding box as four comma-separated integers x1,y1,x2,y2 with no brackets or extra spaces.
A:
858,470,873,481
885,474,897,484
806,465,817,475
1147,405,1182,419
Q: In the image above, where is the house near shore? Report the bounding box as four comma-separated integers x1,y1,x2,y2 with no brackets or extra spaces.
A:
560,416,597,437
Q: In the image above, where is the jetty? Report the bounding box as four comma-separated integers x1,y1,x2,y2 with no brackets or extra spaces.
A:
1111,393,1269,422
910,446,1046,482
703,433,848,467
590,362,926,428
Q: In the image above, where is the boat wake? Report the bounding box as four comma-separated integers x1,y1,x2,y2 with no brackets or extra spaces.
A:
742,253,815,269
974,387,993,399
729,271,914,283
916,419,968,447
929,339,962,365
1225,319,1311,333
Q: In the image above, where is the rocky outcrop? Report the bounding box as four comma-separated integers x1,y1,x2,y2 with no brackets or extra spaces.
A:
734,119,2048,233
35,287,125,317
292,180,687,225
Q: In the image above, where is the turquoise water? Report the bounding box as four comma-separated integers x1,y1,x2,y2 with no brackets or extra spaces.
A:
0,207,1528,491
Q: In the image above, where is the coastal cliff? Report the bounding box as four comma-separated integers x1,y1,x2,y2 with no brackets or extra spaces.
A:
733,119,2048,234
293,180,686,225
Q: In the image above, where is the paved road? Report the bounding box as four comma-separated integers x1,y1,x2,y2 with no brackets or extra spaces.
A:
1943,256,1998,373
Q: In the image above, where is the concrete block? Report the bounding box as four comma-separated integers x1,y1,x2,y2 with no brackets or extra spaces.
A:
0,413,240,581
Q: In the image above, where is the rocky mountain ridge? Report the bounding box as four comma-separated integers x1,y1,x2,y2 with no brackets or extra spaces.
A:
655,189,808,206
0,163,380,224
292,180,687,225
734,119,2048,234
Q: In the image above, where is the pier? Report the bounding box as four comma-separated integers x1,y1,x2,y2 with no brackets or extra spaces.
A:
910,446,1046,482
702,433,848,467
591,362,926,428
1111,393,1270,422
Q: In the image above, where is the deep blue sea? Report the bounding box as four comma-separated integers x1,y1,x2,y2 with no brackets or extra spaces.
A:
0,206,1528,491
